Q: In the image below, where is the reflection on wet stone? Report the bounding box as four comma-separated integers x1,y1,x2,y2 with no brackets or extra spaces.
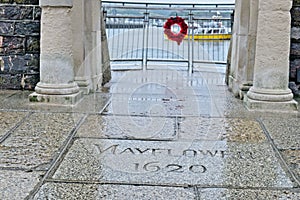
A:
76,114,177,140
179,117,266,142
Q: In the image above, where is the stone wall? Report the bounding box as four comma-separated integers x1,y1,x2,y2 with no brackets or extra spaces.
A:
0,0,40,90
290,0,300,96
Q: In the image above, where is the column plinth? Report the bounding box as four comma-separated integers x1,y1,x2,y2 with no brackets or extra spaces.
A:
244,0,298,112
29,0,82,105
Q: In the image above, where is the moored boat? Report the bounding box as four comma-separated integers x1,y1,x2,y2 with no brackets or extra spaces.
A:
185,13,232,40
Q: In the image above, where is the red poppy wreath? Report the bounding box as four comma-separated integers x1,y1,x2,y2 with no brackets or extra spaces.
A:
164,16,188,45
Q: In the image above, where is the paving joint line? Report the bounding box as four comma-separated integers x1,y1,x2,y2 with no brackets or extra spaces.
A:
41,178,300,191
74,136,176,142
257,119,300,187
0,111,33,144
25,114,89,200
99,96,111,114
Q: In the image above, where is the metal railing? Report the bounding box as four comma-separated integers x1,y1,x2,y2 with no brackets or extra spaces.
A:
102,1,234,72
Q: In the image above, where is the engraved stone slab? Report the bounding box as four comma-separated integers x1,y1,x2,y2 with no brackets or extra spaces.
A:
0,170,43,200
53,139,293,188
33,183,196,200
0,112,83,170
0,111,28,139
179,117,266,142
262,118,300,149
76,115,177,140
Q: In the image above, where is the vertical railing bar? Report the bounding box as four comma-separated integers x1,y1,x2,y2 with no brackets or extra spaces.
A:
136,18,140,59
188,10,193,74
191,11,194,73
116,18,120,59
131,19,135,59
142,9,146,69
121,18,125,59
162,18,165,60
145,8,150,69
127,18,130,59
152,18,154,60
157,22,159,59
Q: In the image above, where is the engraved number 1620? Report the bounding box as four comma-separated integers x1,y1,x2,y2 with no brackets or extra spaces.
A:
134,162,207,173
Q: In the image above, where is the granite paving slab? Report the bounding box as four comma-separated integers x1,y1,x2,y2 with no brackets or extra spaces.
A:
261,118,300,149
0,90,18,100
72,92,110,114
178,117,266,142
107,70,226,117
0,170,43,200
105,93,219,117
280,149,300,181
0,112,83,170
197,188,300,200
0,91,110,114
33,183,196,200
33,182,100,200
0,111,28,140
52,138,294,188
0,91,33,110
76,114,177,140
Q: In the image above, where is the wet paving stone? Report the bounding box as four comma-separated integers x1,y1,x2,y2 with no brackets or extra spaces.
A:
107,70,225,117
34,183,196,200
105,93,218,117
0,90,18,100
33,182,100,200
280,149,300,181
0,111,28,139
0,170,43,200
76,114,177,140
0,91,110,114
52,138,293,188
261,118,300,149
197,188,300,200
0,112,83,170
179,117,266,142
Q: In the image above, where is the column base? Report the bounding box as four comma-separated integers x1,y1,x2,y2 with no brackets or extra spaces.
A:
29,91,83,105
228,76,240,97
75,76,91,95
239,82,252,100
244,88,298,112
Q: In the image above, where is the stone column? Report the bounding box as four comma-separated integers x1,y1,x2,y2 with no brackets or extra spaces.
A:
101,8,112,85
84,0,103,91
245,0,298,111
239,0,259,97
72,0,92,94
73,0,105,93
228,0,250,97
29,0,82,104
